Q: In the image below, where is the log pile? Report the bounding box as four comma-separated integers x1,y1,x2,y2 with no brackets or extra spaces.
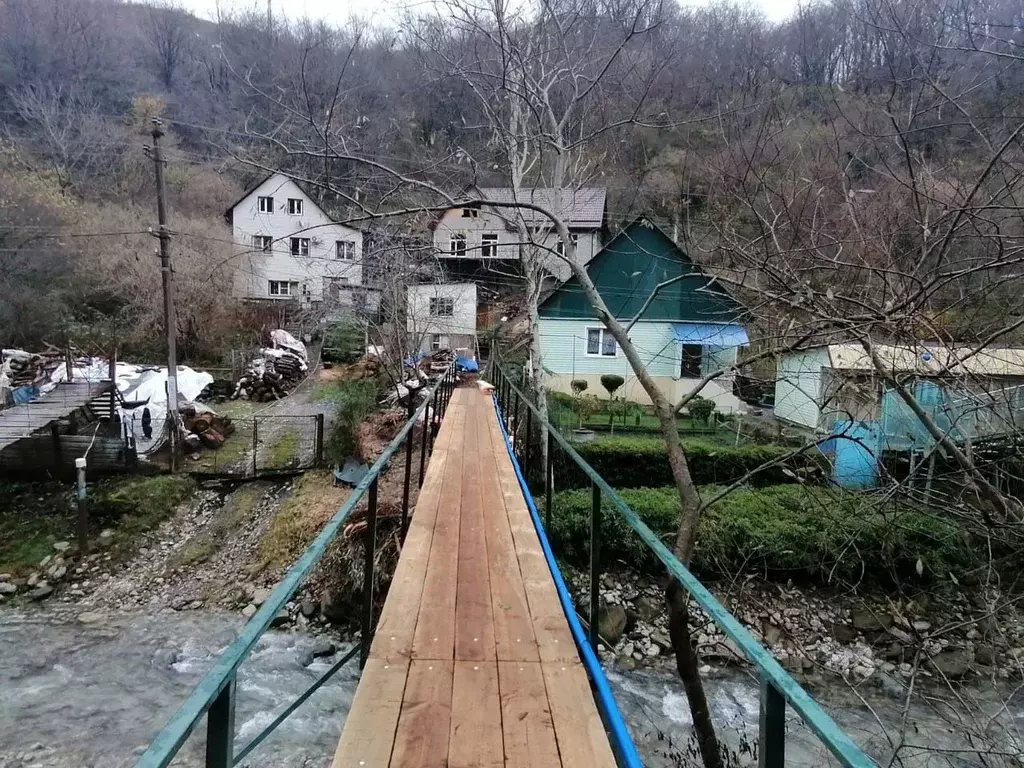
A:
1,348,63,387
231,351,306,402
181,406,237,451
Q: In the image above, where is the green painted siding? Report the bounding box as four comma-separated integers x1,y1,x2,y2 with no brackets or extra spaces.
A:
774,348,829,429
539,218,743,323
538,319,678,376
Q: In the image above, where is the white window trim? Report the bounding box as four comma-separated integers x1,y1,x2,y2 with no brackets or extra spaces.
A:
257,196,274,214
287,198,304,215
290,237,310,257
449,232,467,256
429,297,456,317
253,235,272,253
585,327,617,357
480,233,499,258
336,240,355,260
555,232,580,257
269,280,298,297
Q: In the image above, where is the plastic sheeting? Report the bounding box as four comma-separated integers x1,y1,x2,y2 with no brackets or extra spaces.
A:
455,356,479,372
269,329,308,362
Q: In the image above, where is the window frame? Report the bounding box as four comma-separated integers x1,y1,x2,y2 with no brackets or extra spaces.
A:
480,233,499,258
555,232,580,257
585,327,617,357
290,237,310,257
461,208,479,218
430,334,449,351
680,343,704,378
268,280,298,297
257,196,274,214
287,198,304,216
336,240,356,260
449,232,467,257
252,235,273,253
429,297,455,317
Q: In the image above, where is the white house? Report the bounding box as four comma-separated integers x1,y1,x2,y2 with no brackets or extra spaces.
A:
537,218,748,411
407,283,477,354
432,187,606,281
225,173,365,308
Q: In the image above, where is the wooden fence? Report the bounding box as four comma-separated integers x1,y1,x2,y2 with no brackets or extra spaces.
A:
0,433,137,478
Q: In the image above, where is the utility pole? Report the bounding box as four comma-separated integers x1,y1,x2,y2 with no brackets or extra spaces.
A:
148,119,181,470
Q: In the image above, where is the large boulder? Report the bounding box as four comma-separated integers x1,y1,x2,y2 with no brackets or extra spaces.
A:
928,649,972,679
598,605,628,646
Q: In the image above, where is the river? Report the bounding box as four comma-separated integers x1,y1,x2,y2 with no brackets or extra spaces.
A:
1,610,1020,767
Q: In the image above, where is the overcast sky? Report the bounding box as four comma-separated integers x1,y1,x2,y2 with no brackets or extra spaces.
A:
175,0,799,26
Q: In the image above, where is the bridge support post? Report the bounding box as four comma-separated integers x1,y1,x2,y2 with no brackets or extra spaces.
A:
589,481,601,653
360,476,379,669
402,397,414,541
758,677,786,768
418,396,429,489
205,677,236,768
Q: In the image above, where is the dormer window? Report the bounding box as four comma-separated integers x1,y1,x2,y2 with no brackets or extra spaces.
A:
461,208,479,218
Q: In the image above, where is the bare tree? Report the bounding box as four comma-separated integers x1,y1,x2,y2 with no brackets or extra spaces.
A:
143,0,196,90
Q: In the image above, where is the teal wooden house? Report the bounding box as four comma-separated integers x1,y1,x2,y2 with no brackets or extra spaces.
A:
537,218,749,409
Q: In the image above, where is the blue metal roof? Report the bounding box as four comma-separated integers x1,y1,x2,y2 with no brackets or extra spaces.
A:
672,322,749,346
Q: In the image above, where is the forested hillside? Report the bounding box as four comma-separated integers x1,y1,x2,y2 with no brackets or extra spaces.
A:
1,0,1022,354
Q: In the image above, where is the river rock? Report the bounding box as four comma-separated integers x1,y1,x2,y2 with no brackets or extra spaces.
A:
271,610,291,628
78,611,106,624
53,541,70,553
634,595,662,622
832,622,857,644
851,608,892,632
598,605,628,646
49,565,67,581
0,582,17,595
311,638,336,659
29,583,53,600
975,644,997,666
39,555,53,569
252,587,272,607
616,655,637,671
320,590,346,623
300,599,317,618
928,649,972,679
651,632,673,654
912,620,931,633
241,603,257,618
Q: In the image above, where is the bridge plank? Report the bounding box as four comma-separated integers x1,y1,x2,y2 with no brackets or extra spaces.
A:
542,663,617,768
330,658,407,768
390,659,454,767
448,660,504,768
412,391,465,661
497,661,561,768
480,409,539,663
454,400,496,662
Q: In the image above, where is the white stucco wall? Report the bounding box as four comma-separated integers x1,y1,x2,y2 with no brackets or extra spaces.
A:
537,318,743,411
407,283,477,352
230,174,362,302
773,348,829,428
432,206,600,280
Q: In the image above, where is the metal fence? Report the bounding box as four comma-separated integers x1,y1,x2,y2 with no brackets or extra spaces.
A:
186,414,324,478
135,365,456,768
491,362,876,768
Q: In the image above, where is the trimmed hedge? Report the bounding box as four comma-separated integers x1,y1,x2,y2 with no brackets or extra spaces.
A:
554,435,824,489
545,485,978,586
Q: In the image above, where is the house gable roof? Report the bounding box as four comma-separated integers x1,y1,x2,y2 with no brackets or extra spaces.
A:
223,172,336,226
538,218,745,323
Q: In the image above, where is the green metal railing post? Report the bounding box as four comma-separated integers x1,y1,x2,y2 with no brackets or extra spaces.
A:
512,389,520,447
523,407,533,483
402,396,414,540
427,390,436,455
545,429,554,532
205,678,236,768
759,677,786,768
360,476,379,670
418,391,428,489
589,480,601,653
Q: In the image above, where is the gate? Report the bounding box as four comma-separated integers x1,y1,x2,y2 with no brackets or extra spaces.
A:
187,413,324,478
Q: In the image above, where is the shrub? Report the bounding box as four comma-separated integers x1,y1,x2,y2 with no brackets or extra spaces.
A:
545,485,978,586
687,396,716,424
324,379,379,463
555,435,824,489
323,320,364,364
600,374,624,397
570,379,588,395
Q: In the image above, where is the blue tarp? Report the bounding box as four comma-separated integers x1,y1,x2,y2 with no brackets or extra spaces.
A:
455,356,479,372
11,385,39,404
671,323,749,346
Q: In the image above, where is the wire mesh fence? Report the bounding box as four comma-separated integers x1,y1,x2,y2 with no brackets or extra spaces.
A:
186,414,323,478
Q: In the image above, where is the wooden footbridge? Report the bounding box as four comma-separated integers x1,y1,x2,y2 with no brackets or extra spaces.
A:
334,388,614,766
138,366,876,768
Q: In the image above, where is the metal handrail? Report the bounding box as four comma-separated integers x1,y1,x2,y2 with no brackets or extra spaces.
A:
136,364,456,768
492,362,877,768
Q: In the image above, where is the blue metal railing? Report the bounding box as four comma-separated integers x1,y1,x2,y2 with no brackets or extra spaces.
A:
491,362,877,768
136,365,456,768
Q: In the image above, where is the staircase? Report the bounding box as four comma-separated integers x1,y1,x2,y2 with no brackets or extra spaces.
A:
85,382,119,421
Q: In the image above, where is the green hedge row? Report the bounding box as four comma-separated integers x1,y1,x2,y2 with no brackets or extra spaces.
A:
553,435,824,489
545,484,978,586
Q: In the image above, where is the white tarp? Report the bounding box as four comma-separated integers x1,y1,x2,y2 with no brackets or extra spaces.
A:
117,365,213,455
270,330,308,363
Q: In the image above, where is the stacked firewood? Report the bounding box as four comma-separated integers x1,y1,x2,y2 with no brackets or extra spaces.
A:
231,351,306,402
1,348,61,386
181,407,237,450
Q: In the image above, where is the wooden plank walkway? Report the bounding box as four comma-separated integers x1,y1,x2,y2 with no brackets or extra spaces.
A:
333,387,616,768
0,380,110,452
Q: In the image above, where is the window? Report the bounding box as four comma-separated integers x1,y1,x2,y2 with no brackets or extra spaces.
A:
555,233,580,257
336,240,355,260
257,196,274,213
252,235,273,253
430,334,449,351
429,297,455,317
681,344,703,378
268,280,299,296
480,233,499,258
461,208,479,218
287,198,303,215
449,233,467,256
290,237,310,256
586,328,616,357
